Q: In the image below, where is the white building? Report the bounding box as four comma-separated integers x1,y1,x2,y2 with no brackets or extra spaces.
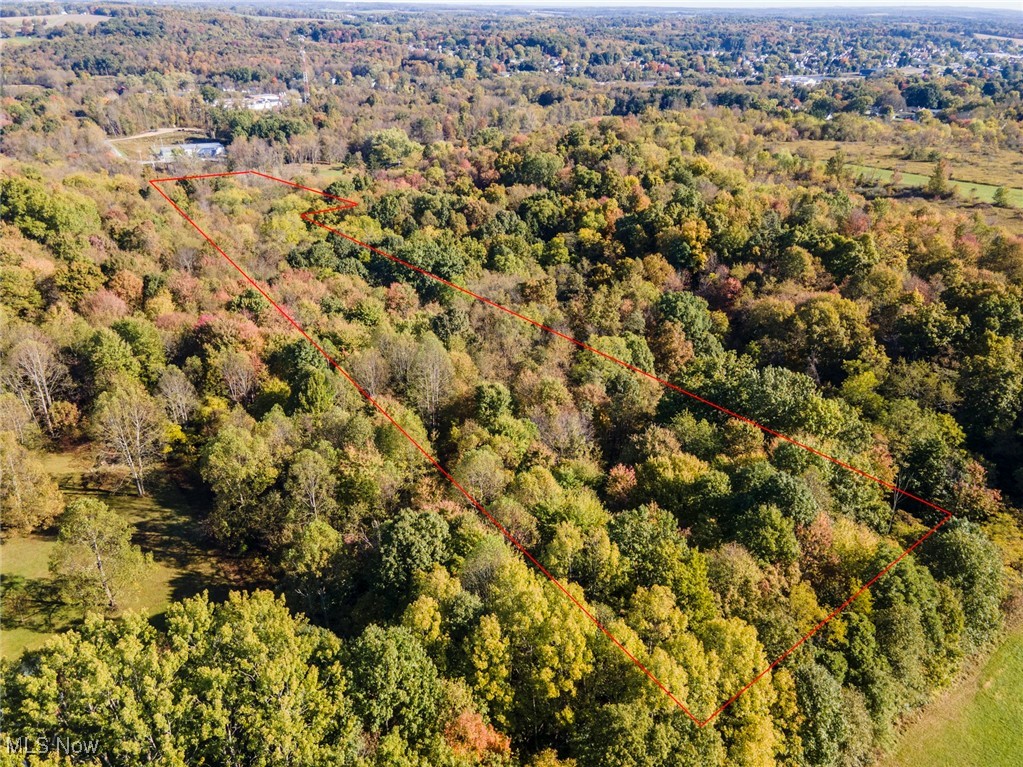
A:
154,142,226,162
245,93,286,111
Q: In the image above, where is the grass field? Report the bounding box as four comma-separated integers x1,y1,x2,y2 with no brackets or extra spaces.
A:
0,450,236,660
878,625,1023,767
845,164,1023,208
0,35,36,48
772,139,1023,191
0,13,106,31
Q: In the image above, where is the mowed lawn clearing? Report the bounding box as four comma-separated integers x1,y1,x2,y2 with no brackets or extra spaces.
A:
879,624,1023,767
0,449,238,660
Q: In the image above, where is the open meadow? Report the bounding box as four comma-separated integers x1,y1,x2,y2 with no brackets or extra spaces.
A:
0,450,236,660
880,624,1023,767
771,139,1023,192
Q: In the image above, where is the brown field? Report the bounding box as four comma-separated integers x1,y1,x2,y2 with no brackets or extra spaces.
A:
0,13,106,30
974,33,1023,45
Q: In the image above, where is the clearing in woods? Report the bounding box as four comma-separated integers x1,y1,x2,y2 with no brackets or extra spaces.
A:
0,450,237,660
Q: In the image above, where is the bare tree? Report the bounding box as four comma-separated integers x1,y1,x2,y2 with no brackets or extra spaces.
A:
285,448,339,524
0,329,68,435
219,351,257,405
171,245,201,275
380,333,419,393
411,334,454,432
94,383,165,496
0,391,38,444
158,366,199,425
349,349,390,398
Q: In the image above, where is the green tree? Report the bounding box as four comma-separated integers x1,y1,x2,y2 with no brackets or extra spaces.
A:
83,328,142,393
111,316,166,386
297,366,336,414
53,256,104,306
786,295,879,383
365,128,423,169
0,430,64,536
700,617,779,767
345,625,443,741
378,508,450,601
922,520,1002,650
574,702,723,767
513,151,564,188
0,262,43,319
484,557,596,739
819,233,879,281
169,591,361,766
201,425,280,548
824,150,846,181
795,663,847,767
957,331,1023,438
475,381,513,429
868,544,955,697
282,518,348,624
609,505,715,623
926,158,951,197
0,176,102,258
655,292,717,355
2,591,361,766
466,613,515,728
734,503,800,565
49,497,151,610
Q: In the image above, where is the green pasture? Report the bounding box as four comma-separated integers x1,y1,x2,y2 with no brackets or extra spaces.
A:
848,164,1023,208
879,625,1023,767
0,451,231,660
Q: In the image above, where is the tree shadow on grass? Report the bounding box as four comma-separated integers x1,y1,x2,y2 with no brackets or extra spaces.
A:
5,458,262,654
129,484,212,567
0,574,83,638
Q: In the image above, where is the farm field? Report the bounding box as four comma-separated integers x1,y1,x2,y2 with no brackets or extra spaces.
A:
879,624,1023,767
772,139,1023,197
0,450,236,660
0,13,106,30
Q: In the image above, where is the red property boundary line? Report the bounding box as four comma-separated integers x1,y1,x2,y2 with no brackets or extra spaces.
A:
150,170,954,727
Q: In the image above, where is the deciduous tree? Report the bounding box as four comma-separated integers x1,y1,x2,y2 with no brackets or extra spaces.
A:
0,430,63,536
93,381,165,496
49,497,151,610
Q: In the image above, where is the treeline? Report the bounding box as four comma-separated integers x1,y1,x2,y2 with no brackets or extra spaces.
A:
2,2,1022,160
